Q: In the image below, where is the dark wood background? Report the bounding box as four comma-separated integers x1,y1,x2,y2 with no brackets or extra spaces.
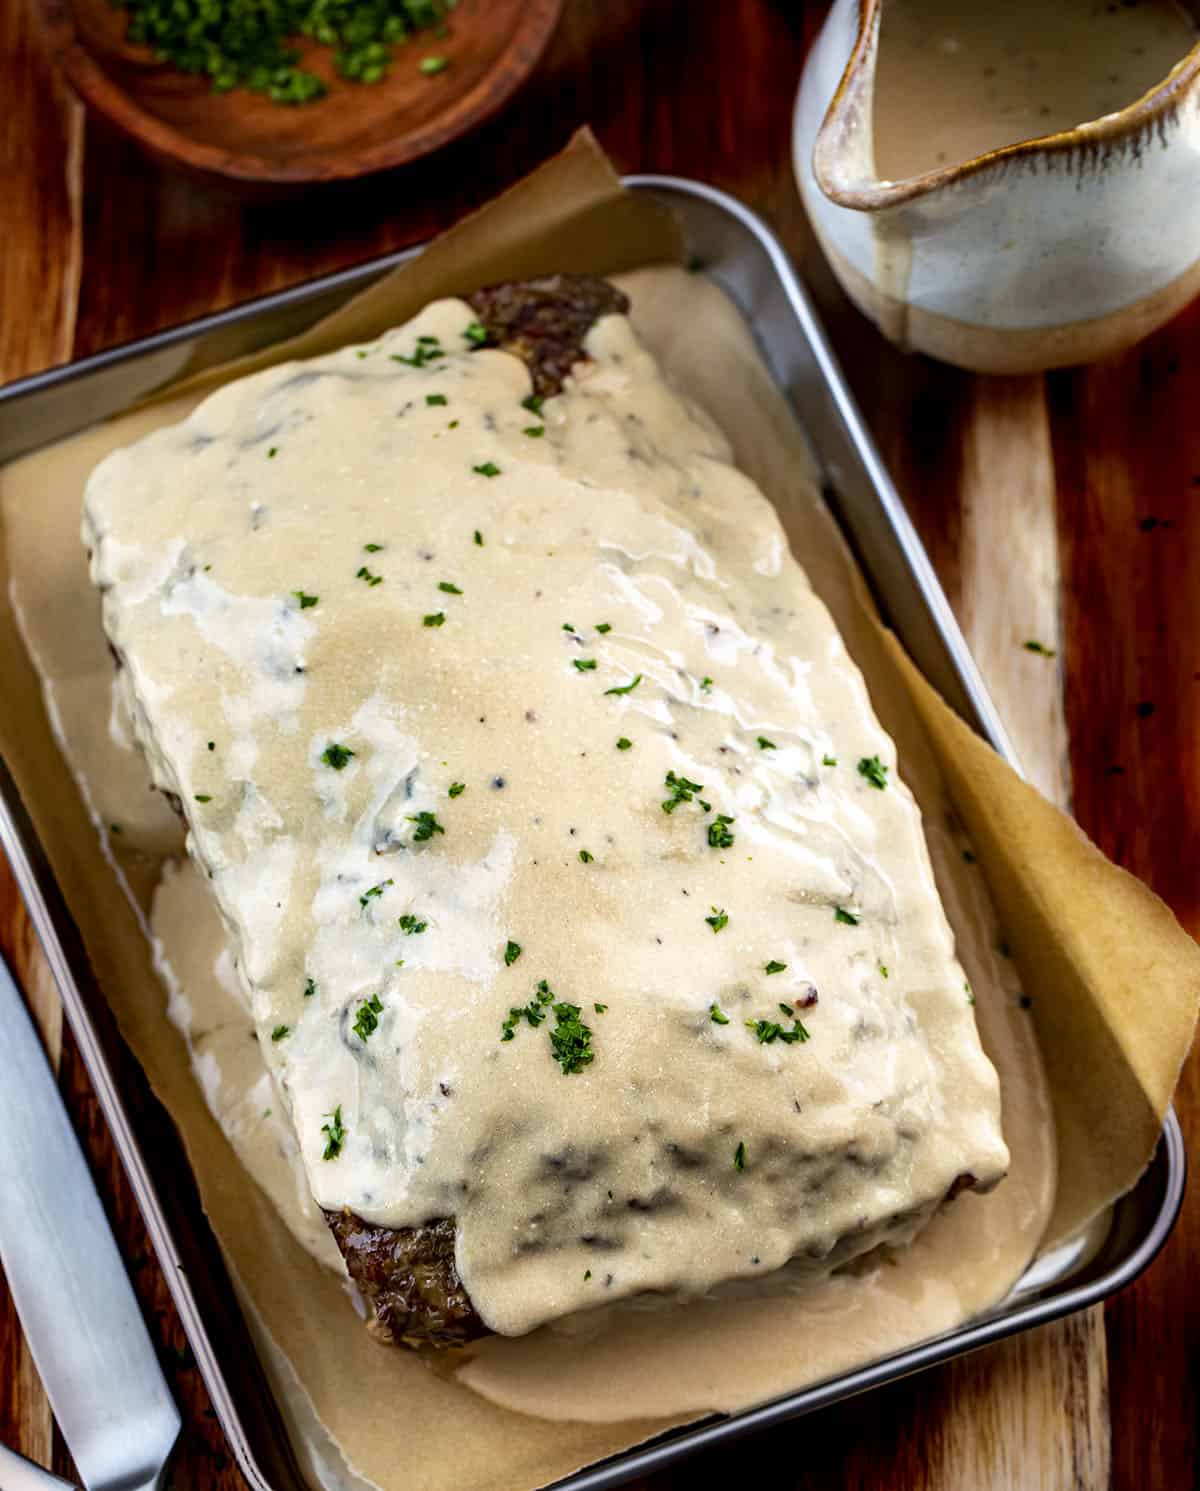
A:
2,3,1197,1488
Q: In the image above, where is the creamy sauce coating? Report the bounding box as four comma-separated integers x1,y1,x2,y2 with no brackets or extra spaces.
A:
83,300,1008,1337
151,856,344,1270
874,0,1197,181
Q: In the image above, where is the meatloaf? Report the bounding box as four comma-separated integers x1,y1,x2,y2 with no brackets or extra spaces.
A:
84,274,1009,1347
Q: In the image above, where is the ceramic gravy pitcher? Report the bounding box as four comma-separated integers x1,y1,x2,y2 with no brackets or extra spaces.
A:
793,0,1200,373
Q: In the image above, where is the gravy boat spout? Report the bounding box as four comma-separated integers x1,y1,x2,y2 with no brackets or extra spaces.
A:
794,0,1200,373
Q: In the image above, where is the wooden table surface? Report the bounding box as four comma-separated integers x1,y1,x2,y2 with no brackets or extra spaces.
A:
2,4,1197,1488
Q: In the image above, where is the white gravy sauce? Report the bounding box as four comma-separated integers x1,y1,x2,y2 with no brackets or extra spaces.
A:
81,299,1012,1340
5,270,1059,1426
873,0,1197,181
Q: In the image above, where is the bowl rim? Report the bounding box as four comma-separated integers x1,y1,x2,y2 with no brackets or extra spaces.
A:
35,0,563,183
811,0,1200,211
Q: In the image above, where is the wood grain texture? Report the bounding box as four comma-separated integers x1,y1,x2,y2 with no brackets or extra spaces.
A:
1,3,1196,1489
1050,301,1200,1490
0,0,83,380
0,0,82,1473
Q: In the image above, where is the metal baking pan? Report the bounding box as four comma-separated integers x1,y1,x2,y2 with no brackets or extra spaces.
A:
0,176,1185,1490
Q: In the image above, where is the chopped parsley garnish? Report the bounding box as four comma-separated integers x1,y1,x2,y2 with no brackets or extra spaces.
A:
562,622,576,632
857,755,889,790
391,339,444,368
549,1001,595,1075
521,393,543,415
304,978,316,998
662,770,704,814
523,425,545,438
270,1024,290,1041
578,849,594,863
764,960,787,975
834,906,859,926
584,1269,592,1281
616,737,633,751
1024,640,1057,657
353,994,383,1042
419,54,448,74
398,914,427,935
194,794,212,803
501,981,596,1074
707,814,736,849
573,658,598,672
879,963,889,979
267,446,278,458
501,979,554,1040
364,542,384,553
438,580,462,594
293,590,319,608
463,320,489,347
321,742,355,770
504,940,522,966
822,754,838,766
747,1014,810,1045
356,565,383,586
757,736,777,750
594,1002,608,1014
474,529,484,546
734,1141,746,1172
407,810,445,842
448,781,466,798
207,741,215,750
705,906,729,933
710,1003,730,1025
359,878,393,908
472,461,501,478
700,676,713,692
426,393,448,406
604,674,642,696
595,622,612,633
424,611,446,627
321,1106,346,1161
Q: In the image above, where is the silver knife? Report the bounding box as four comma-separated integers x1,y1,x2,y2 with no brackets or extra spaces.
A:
0,951,179,1491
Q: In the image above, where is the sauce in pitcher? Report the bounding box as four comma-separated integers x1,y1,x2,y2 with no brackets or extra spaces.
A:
874,0,1197,181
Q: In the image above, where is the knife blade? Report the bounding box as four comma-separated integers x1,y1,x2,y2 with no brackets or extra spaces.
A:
0,952,179,1491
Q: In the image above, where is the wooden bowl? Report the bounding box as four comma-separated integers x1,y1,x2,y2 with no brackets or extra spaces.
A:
36,0,562,183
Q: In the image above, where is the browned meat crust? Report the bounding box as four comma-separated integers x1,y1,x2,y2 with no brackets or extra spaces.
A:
466,275,630,398
323,1211,481,1347
324,275,625,1348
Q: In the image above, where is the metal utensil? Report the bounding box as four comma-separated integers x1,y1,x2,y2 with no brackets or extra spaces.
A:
0,952,179,1491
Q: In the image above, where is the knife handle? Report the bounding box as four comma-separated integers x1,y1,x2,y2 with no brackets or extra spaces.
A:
0,1444,77,1491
